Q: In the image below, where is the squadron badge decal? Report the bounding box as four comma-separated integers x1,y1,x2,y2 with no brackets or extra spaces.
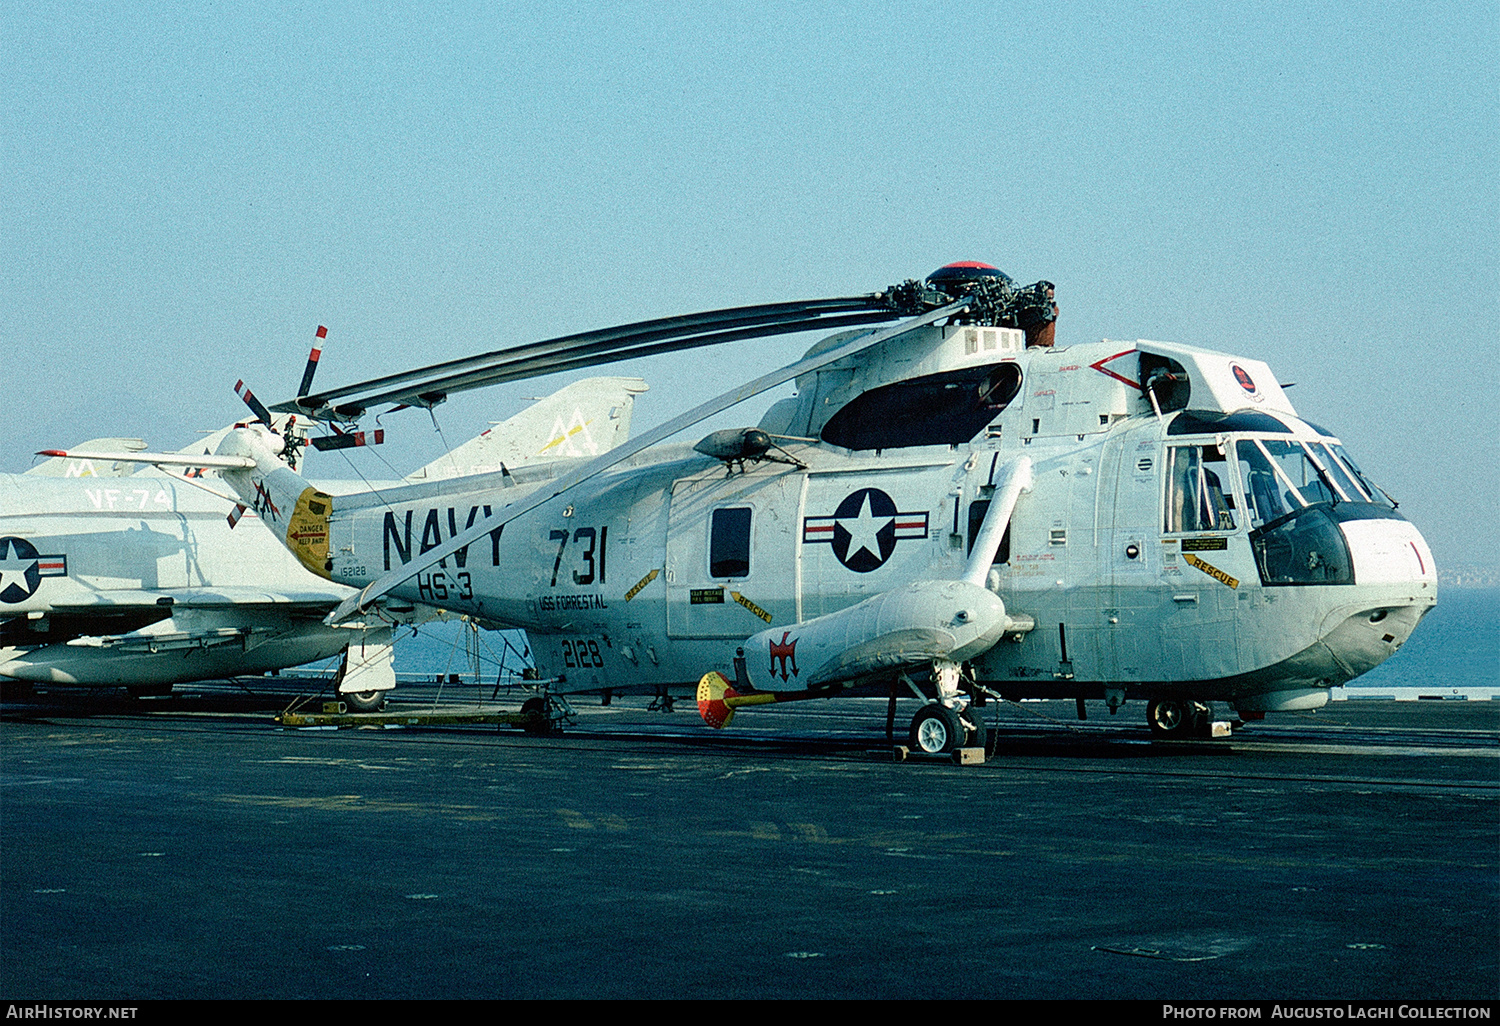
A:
803,488,929,573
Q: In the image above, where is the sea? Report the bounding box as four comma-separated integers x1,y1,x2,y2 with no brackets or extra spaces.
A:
1349,586,1499,694
382,587,1500,694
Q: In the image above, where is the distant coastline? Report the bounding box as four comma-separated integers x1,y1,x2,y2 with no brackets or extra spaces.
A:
1437,569,1500,589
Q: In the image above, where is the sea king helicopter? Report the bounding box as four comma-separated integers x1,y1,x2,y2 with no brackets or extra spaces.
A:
44,263,1436,749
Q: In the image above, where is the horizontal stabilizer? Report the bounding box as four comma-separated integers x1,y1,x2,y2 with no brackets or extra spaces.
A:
26,438,148,478
35,449,257,470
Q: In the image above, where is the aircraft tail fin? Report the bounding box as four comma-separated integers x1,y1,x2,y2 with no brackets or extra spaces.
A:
26,438,148,478
404,377,648,482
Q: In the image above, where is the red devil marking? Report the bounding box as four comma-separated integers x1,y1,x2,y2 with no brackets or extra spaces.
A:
252,481,280,522
769,631,799,681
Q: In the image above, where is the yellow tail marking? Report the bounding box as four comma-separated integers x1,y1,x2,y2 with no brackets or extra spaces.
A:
285,487,334,581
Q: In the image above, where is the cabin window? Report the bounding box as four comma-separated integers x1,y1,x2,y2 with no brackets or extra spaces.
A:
820,363,1023,451
1237,440,1293,528
1164,445,1236,533
709,507,752,578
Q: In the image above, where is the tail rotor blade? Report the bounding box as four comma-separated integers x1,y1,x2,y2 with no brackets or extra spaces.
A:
310,428,385,452
298,325,328,398
234,380,274,426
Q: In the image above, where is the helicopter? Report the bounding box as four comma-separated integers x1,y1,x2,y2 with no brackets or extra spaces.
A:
49,263,1436,750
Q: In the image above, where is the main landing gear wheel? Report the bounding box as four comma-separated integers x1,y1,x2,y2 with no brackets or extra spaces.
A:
342,690,387,713
1147,698,1207,739
909,704,965,755
521,696,556,736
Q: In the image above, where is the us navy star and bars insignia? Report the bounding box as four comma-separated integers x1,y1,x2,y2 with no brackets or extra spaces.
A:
803,487,929,572
0,537,68,603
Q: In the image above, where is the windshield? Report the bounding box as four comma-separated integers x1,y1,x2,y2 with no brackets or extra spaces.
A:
1326,443,1393,506
1238,440,1331,526
1236,438,1393,528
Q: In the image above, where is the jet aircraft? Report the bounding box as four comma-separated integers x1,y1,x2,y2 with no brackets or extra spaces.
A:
56,264,1435,749
6,377,646,708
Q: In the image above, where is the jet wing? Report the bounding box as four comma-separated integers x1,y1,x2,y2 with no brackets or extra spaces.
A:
43,584,351,611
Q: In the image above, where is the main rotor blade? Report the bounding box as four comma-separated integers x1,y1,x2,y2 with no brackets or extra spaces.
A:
271,295,894,419
326,310,900,416
324,297,968,624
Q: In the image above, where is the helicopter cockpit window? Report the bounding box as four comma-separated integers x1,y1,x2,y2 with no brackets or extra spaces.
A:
1326,443,1394,507
819,363,1023,451
1233,438,1396,587
1164,445,1236,533
1236,439,1352,524
709,507,752,578
1308,443,1365,503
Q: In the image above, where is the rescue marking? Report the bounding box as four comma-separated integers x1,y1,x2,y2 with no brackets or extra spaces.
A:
731,591,773,623
1183,552,1239,589
624,567,660,601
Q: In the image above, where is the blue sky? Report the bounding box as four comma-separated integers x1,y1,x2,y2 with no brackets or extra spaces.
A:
3,1,1495,571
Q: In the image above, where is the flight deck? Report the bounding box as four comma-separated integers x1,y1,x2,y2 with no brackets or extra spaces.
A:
1,686,1494,1001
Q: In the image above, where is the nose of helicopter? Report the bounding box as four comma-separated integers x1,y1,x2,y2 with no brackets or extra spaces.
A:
1319,516,1438,682
1340,516,1437,587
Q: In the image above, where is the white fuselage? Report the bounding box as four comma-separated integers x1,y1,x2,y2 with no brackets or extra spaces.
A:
314,329,1436,710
